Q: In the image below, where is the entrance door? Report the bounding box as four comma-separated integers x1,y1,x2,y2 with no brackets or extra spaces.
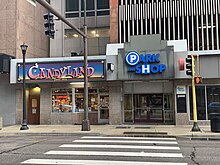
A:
98,94,109,124
134,94,163,123
28,95,40,124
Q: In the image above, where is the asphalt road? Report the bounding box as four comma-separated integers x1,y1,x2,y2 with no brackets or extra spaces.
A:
0,135,219,165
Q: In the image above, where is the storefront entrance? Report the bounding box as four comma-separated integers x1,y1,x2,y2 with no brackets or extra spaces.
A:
98,94,109,124
134,94,163,123
124,93,174,124
28,86,41,124
28,95,40,124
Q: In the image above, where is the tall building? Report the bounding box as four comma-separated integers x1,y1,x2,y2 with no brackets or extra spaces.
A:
50,0,110,57
0,0,48,126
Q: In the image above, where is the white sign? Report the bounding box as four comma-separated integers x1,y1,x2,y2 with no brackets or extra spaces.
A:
176,85,186,94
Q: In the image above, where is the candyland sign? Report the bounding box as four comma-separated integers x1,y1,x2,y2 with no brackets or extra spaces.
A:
17,60,105,83
125,51,166,74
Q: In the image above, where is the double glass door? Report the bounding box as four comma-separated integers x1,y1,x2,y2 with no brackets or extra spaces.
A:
134,94,163,123
124,94,174,124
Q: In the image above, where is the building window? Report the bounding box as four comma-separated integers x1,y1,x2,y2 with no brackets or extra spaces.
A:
65,27,110,38
97,0,110,16
75,88,98,112
52,89,73,113
189,85,220,121
66,0,79,12
207,86,220,119
65,0,109,18
66,0,79,17
64,27,110,55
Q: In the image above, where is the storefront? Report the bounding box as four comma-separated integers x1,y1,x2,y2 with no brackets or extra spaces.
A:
10,35,220,125
10,56,120,125
114,35,176,125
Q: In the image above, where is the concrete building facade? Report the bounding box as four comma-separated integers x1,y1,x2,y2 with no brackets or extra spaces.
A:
8,0,220,126
0,0,48,126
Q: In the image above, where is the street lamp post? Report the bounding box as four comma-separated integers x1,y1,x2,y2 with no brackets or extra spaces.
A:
20,43,29,130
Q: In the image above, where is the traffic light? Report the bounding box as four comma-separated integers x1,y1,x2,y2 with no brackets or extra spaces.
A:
185,55,193,76
43,12,55,39
195,76,202,84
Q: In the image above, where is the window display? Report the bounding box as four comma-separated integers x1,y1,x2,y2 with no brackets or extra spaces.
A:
75,88,98,112
52,89,73,112
52,87,108,113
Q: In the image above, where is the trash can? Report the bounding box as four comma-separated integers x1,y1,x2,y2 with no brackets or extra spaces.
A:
209,113,220,132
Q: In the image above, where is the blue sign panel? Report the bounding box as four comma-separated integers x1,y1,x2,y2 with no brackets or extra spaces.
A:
125,51,166,75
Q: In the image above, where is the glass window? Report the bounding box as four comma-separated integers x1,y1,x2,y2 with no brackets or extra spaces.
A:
189,86,206,120
66,0,79,12
52,89,73,113
207,86,220,119
75,88,98,112
66,13,79,18
124,94,133,122
97,0,109,9
124,94,132,110
81,0,95,11
97,10,110,16
65,27,110,38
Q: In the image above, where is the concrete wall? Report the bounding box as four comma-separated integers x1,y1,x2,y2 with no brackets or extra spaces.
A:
16,0,49,58
1,0,49,126
0,74,16,126
109,82,122,125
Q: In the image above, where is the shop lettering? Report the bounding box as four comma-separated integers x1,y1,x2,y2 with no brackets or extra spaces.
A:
125,51,166,74
28,63,94,79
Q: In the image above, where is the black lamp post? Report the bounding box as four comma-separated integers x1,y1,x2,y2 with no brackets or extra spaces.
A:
20,43,29,130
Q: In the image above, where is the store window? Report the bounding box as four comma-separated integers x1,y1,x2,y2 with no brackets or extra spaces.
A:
207,86,220,119
189,86,206,120
124,94,133,122
189,85,220,120
52,87,108,113
52,89,73,113
75,88,98,112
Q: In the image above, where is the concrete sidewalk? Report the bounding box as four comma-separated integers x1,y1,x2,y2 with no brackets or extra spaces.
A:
1,124,220,138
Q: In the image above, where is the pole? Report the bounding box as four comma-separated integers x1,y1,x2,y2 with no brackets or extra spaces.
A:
81,0,90,131
20,44,29,130
35,0,90,131
191,55,201,132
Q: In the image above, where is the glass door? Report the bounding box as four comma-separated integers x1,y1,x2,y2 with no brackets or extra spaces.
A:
134,94,163,123
98,94,109,124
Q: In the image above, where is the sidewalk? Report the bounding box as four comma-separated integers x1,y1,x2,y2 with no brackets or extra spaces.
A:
1,124,220,138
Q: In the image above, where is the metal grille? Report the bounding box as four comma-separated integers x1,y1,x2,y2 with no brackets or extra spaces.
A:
118,0,220,51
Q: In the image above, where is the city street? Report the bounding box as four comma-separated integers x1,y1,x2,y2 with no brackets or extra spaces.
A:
0,134,218,165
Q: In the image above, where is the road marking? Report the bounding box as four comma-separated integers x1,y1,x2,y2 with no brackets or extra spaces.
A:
22,159,188,165
45,150,183,158
73,139,178,144
81,136,176,141
60,144,180,150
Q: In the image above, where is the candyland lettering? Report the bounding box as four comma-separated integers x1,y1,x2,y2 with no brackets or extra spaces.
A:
125,51,166,74
28,63,94,79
